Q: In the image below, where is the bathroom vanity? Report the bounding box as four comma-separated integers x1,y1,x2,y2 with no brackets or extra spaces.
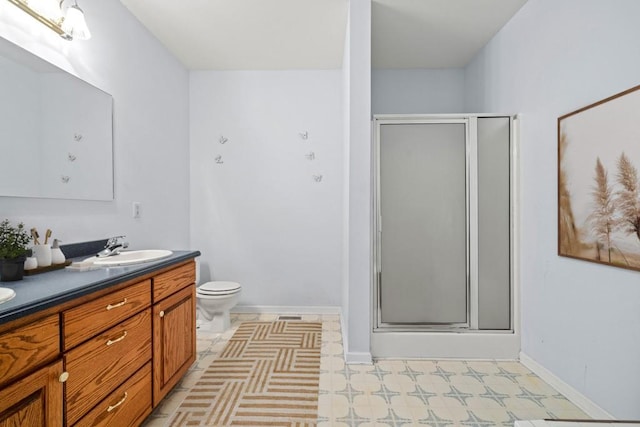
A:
0,250,199,426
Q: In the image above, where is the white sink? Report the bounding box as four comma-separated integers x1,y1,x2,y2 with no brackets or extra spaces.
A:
84,250,173,266
0,288,16,304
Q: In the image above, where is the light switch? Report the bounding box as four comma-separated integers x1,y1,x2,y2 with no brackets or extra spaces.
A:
133,202,141,219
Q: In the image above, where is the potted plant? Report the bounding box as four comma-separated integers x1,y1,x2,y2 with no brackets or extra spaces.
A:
0,219,31,282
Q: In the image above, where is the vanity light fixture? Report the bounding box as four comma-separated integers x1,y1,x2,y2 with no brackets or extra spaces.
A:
6,0,91,40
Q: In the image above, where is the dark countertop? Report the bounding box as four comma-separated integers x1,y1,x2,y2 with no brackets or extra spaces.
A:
0,250,200,326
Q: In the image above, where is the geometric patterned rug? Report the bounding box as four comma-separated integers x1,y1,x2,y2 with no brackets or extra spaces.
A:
168,321,322,426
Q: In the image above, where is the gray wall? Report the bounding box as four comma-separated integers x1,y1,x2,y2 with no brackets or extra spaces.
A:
466,0,640,418
189,70,343,307
372,68,465,114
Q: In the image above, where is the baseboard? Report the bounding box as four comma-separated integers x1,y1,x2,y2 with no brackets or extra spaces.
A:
519,352,614,419
232,305,341,315
372,331,520,359
345,351,373,364
340,312,349,362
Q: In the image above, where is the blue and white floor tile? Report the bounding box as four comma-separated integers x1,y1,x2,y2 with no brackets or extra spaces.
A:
316,315,588,426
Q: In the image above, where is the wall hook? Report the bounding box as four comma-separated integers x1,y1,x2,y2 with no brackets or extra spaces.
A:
73,133,83,142
61,175,70,183
299,131,309,140
219,135,228,144
68,153,77,162
305,152,316,161
215,155,224,164
312,174,323,182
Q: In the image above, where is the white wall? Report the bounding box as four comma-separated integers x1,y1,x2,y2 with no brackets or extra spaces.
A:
345,0,372,362
465,0,640,418
0,0,190,250
372,68,465,114
189,70,343,307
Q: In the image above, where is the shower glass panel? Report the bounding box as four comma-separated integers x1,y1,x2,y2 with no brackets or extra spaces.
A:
379,123,468,324
477,117,511,329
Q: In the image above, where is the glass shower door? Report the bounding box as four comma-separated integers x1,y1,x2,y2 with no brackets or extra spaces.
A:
378,122,468,325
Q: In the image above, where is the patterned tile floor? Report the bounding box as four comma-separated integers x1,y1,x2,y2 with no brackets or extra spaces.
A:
143,313,589,426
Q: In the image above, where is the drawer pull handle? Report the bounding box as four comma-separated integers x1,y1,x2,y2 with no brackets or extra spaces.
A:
159,310,165,318
59,372,69,383
106,392,128,412
106,331,127,346
106,298,127,310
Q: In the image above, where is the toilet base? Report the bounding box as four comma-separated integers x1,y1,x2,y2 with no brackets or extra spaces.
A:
197,310,231,333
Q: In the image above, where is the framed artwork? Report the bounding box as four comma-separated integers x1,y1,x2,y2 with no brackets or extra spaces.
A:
558,84,640,271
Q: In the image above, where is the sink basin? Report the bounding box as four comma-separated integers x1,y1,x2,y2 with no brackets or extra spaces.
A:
84,250,173,266
0,288,16,304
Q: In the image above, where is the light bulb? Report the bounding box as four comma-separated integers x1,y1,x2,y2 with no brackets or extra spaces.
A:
62,3,91,40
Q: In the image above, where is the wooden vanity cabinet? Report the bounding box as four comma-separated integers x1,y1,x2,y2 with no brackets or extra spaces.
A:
61,279,153,425
64,309,152,425
62,280,151,350
0,313,60,386
152,261,196,406
73,363,152,427
0,360,64,427
0,314,64,427
0,258,197,427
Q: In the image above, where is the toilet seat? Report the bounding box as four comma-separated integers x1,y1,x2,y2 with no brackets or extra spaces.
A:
197,281,241,296
196,281,241,332
198,289,240,296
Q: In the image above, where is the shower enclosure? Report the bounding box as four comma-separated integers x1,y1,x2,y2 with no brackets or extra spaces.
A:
372,115,519,359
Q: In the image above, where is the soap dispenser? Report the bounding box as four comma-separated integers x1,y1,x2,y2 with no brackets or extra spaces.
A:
51,239,66,265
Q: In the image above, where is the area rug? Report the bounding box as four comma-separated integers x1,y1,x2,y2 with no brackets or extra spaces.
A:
169,321,322,426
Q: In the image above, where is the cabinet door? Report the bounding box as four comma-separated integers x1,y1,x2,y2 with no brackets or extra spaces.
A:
152,285,195,406
0,360,64,427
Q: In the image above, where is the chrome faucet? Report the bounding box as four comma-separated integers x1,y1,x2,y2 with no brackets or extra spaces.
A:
96,236,129,258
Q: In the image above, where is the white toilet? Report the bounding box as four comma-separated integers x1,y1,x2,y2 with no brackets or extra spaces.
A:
195,281,242,332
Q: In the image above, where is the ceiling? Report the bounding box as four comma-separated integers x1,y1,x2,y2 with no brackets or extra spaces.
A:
119,0,527,71
372,0,527,68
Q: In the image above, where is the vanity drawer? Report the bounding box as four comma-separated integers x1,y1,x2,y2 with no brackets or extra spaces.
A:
65,308,152,426
74,362,152,427
153,261,195,302
0,314,59,387
63,279,151,349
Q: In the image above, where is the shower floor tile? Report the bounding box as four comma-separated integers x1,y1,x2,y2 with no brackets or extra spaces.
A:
143,312,590,426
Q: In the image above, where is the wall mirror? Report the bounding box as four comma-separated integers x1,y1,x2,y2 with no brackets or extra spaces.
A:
0,36,113,200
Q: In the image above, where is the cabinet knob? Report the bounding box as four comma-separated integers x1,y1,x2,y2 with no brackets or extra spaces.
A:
159,310,165,318
59,372,69,383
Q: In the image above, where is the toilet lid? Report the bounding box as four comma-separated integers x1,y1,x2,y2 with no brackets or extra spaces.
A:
199,281,241,295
